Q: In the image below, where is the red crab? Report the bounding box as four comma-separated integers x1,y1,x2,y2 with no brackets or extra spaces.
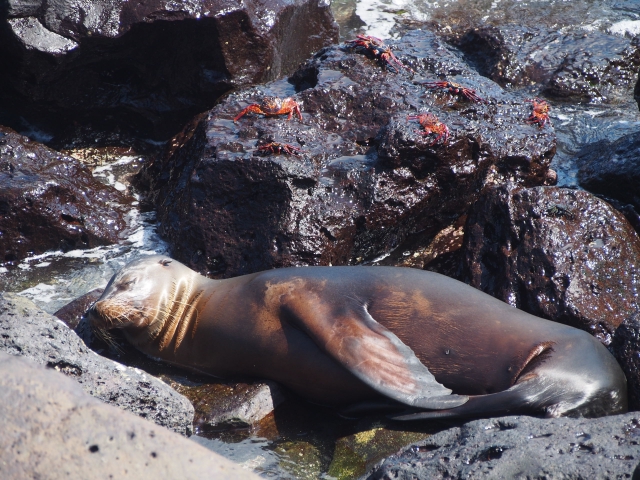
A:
234,96,303,123
407,113,450,146
257,142,303,155
345,34,414,73
421,81,486,103
526,98,550,127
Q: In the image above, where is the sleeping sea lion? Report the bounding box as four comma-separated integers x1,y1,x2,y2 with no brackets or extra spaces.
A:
86,255,627,420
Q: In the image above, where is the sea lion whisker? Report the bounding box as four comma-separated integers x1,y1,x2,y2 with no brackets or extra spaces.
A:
94,327,125,355
174,289,204,352
191,290,216,340
158,277,196,351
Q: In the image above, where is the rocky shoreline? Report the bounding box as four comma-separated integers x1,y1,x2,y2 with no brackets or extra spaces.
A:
2,0,640,478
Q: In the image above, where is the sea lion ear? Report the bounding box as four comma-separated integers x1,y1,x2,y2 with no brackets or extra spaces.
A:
282,298,468,410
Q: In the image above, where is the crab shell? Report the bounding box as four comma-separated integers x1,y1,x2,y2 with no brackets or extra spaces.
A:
259,97,287,114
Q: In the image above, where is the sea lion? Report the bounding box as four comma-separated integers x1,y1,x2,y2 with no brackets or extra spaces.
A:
87,255,628,420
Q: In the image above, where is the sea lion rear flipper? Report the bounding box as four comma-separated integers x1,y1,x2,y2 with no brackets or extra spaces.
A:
283,297,468,410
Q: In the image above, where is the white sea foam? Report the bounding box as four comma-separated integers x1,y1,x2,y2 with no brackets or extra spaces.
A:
609,20,640,37
355,0,429,40
13,191,168,312
91,156,141,189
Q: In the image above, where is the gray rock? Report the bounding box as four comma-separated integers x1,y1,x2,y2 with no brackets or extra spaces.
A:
366,414,640,479
0,351,259,480
7,16,79,54
0,292,195,435
6,0,42,17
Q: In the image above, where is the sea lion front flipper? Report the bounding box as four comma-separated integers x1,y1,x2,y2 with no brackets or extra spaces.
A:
283,296,468,410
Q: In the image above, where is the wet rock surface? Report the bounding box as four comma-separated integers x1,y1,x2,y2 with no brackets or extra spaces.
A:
191,394,440,480
138,29,556,278
610,314,640,411
0,351,259,480
366,414,640,479
0,292,194,435
0,126,130,265
577,131,640,214
177,380,285,431
328,426,426,479
445,24,640,102
376,214,467,277
462,185,640,344
0,0,338,142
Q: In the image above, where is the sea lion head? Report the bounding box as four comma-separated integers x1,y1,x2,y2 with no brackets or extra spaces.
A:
86,255,202,349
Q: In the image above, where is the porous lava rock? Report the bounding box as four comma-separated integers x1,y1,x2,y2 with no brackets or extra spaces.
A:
0,293,195,435
0,0,338,141
577,131,640,214
462,184,640,344
366,414,640,479
0,126,129,265
0,352,259,480
610,314,640,411
446,24,640,102
138,29,556,278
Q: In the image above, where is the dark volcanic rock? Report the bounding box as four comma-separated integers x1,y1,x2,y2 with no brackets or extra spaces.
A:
54,288,104,329
0,0,338,142
448,24,640,102
366,414,640,479
610,314,640,411
0,352,259,480
375,215,467,278
462,185,640,344
0,293,194,435
138,29,556,278
0,126,129,264
577,131,640,213
177,380,285,431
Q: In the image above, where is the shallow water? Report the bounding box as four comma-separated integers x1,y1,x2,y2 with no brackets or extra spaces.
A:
1,0,640,478
0,151,169,313
332,0,640,187
334,0,640,41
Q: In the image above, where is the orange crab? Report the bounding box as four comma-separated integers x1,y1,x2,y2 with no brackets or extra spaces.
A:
234,96,303,123
526,98,550,127
407,113,450,146
345,34,413,73
421,81,486,103
257,142,303,155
